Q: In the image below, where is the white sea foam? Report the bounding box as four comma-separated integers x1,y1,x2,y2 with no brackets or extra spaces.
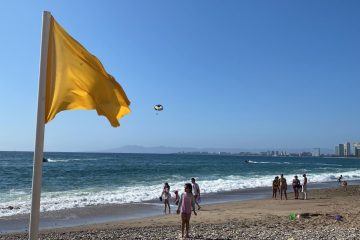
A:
247,160,272,164
247,160,293,165
47,158,99,163
315,163,343,167
1,169,360,217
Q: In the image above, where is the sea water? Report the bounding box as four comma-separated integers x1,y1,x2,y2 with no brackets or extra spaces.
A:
1,151,359,218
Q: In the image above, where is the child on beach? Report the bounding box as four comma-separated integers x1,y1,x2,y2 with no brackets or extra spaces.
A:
174,190,180,205
338,175,343,183
177,183,197,239
161,182,171,214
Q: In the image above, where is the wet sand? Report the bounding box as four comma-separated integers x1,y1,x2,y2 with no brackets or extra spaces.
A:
1,184,360,239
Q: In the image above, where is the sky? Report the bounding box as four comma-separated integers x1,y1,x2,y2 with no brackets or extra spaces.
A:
0,1,359,152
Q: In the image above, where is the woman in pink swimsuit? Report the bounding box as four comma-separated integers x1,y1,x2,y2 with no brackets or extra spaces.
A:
177,183,197,239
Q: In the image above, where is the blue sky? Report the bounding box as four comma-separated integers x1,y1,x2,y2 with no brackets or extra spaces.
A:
0,1,359,152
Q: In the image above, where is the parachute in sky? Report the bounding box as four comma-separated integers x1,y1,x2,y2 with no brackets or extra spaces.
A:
154,104,163,111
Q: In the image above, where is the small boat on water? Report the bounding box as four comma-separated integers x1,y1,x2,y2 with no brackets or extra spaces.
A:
43,157,48,162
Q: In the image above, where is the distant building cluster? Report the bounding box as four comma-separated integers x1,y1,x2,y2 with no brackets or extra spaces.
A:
335,142,360,157
259,151,312,157
180,150,319,157
177,143,360,158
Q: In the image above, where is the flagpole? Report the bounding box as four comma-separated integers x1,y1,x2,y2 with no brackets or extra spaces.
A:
29,11,51,240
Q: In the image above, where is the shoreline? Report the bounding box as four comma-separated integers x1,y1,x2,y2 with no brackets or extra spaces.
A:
1,181,359,236
0,186,272,234
1,184,359,239
0,181,331,233
0,180,356,233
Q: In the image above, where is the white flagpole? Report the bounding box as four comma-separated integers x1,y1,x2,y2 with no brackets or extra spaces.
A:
29,11,51,240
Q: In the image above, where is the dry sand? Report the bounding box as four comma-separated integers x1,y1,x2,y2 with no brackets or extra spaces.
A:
1,185,360,239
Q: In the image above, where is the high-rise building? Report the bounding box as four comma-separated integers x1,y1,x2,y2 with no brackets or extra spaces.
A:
312,148,320,157
354,143,360,158
338,144,345,156
345,142,351,156
355,148,360,158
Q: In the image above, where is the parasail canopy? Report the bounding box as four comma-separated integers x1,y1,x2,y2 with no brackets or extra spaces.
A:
154,104,163,111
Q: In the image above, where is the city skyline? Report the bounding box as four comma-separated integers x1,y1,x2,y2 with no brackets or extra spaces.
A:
101,142,360,156
335,142,360,157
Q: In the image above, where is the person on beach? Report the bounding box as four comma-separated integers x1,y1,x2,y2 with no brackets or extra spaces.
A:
177,183,197,239
338,175,343,183
337,175,348,190
277,176,281,195
161,182,171,214
174,190,180,205
279,174,287,200
272,176,279,199
191,178,201,210
292,176,301,199
302,174,308,200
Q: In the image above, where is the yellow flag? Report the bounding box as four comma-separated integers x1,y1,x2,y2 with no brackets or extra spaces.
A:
45,16,131,127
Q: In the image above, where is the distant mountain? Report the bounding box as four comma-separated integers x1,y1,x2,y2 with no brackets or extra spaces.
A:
102,145,333,155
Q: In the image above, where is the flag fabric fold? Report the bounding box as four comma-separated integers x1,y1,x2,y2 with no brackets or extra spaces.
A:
45,16,130,127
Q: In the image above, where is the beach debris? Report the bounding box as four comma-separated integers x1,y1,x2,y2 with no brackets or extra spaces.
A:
300,213,310,218
289,212,296,220
335,214,343,221
291,212,315,220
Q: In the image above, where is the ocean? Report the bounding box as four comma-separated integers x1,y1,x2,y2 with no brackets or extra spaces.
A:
1,151,359,231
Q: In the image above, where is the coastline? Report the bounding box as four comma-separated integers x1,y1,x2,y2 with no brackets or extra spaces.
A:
0,180,341,233
1,182,360,239
0,186,271,234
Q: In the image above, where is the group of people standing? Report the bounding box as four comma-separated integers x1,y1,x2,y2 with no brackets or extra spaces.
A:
160,178,201,214
272,174,307,200
160,178,201,238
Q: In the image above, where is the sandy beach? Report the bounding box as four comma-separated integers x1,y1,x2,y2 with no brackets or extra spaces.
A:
1,184,360,239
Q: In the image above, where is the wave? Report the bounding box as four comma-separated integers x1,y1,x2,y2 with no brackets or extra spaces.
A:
247,161,343,167
247,160,273,164
247,160,291,165
245,160,309,165
46,158,98,163
315,163,343,167
1,168,360,217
